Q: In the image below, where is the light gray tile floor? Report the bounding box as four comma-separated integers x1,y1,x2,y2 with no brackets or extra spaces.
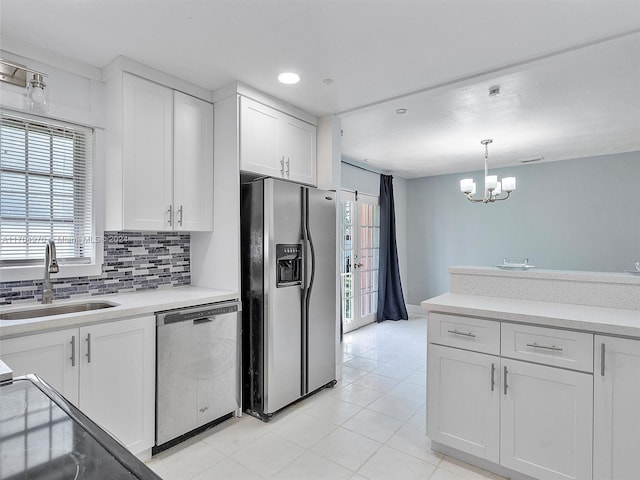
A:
147,316,506,480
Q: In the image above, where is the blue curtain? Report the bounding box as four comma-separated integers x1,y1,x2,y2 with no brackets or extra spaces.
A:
376,174,408,322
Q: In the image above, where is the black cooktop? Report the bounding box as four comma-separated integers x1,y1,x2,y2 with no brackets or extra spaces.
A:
0,376,161,480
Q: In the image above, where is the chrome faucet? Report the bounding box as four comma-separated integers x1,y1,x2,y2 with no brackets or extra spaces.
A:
42,239,59,304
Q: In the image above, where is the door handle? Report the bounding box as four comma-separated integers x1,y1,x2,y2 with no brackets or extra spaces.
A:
490,362,495,392
178,205,183,226
447,329,476,338
526,342,563,352
286,158,290,177
167,205,173,226
70,335,76,367
600,343,605,376
85,333,92,364
280,156,285,176
503,366,508,395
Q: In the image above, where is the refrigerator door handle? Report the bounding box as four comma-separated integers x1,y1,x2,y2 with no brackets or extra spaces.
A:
300,187,317,396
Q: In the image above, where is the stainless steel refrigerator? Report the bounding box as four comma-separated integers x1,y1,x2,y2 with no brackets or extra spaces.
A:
241,177,337,421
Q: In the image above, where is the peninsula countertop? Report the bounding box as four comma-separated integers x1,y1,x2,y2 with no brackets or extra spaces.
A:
422,293,640,338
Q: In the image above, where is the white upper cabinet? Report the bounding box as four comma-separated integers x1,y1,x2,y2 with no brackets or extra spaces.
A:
173,91,214,231
593,335,640,480
106,73,213,231
121,74,174,231
240,97,281,178
280,114,316,185
239,96,316,186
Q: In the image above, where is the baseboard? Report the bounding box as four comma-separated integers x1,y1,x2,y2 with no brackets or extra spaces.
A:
406,304,426,316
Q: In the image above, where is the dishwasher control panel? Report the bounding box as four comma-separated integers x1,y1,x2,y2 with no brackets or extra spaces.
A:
157,302,240,325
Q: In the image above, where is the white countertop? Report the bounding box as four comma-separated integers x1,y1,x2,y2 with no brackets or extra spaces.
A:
422,293,640,338
449,266,640,285
0,286,239,338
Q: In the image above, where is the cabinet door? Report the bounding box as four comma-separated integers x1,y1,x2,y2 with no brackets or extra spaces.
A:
174,91,214,231
123,74,173,230
427,344,500,463
79,316,155,455
594,336,640,480
280,115,316,186
500,359,592,480
0,329,79,405
239,96,282,178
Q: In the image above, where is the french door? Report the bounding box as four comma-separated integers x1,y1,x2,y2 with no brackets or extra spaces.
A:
340,191,380,333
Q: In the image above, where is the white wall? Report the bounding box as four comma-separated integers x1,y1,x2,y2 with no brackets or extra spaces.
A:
0,50,104,128
406,151,640,303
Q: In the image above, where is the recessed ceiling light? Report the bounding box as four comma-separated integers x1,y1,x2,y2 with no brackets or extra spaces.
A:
278,72,300,85
396,108,408,115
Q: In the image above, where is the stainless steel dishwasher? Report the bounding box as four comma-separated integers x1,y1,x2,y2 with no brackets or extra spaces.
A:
155,300,241,451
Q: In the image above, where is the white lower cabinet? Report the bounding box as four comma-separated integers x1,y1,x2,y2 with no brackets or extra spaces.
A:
427,344,500,463
427,316,594,480
593,335,640,480
0,316,155,456
78,316,155,455
500,358,593,480
0,329,80,404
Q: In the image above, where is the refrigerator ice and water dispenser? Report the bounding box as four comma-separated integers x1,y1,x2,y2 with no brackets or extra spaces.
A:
276,244,302,287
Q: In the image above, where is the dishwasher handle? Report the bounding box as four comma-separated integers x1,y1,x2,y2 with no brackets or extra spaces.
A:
157,301,241,326
193,317,213,325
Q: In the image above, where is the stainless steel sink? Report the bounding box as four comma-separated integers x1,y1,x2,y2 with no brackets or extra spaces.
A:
0,302,118,321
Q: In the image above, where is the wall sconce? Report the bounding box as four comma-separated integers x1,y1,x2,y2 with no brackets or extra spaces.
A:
0,59,49,113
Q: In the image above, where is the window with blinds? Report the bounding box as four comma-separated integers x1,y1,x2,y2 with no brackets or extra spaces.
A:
0,114,94,266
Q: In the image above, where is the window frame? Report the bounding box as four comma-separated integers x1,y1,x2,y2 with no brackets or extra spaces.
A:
0,111,103,282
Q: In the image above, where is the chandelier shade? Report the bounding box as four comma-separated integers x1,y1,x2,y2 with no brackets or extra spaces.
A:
460,139,516,203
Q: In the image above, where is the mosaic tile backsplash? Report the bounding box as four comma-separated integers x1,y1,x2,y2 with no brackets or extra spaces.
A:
0,231,190,305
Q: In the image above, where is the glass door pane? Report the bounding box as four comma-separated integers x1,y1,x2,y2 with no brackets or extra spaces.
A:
340,193,355,331
340,191,379,333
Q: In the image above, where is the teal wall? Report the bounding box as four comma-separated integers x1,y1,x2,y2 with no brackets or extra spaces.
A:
406,151,640,303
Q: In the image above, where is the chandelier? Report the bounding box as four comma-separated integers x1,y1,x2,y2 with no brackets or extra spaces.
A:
460,139,516,203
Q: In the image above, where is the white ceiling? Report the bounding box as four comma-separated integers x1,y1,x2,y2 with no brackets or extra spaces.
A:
1,0,639,178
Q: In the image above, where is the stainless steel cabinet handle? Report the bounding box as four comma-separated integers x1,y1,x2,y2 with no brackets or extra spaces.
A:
70,335,76,367
490,362,495,392
86,333,92,364
178,205,183,226
280,156,285,176
167,205,173,226
526,342,563,352
447,329,476,338
286,158,290,177
503,366,508,395
601,343,605,376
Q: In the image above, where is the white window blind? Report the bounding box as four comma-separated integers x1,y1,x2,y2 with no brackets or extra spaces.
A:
0,113,94,266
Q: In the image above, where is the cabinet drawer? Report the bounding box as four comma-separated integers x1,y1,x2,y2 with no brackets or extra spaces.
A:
501,323,593,372
429,313,500,355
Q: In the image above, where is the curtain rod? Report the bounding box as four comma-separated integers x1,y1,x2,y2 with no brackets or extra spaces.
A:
341,159,384,175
